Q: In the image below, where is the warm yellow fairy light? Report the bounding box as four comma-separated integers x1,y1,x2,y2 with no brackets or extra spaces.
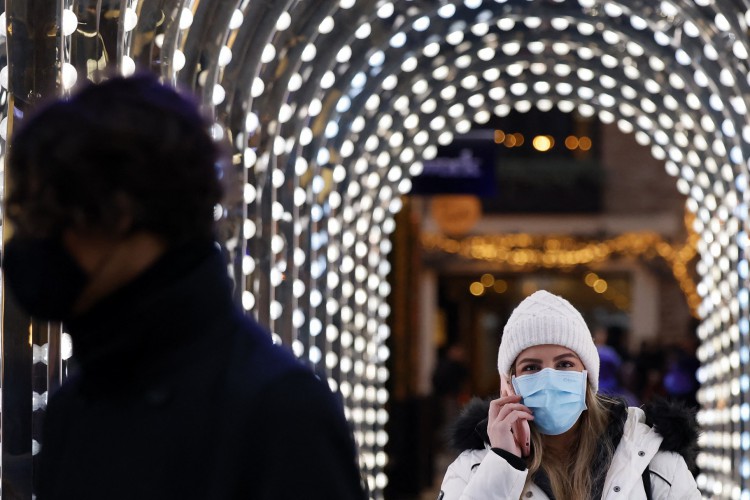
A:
593,278,608,293
469,282,485,296
424,215,700,315
532,135,554,151
565,135,579,149
480,273,495,287
493,279,508,293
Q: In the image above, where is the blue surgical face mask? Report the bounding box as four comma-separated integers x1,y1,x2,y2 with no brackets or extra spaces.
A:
511,368,588,435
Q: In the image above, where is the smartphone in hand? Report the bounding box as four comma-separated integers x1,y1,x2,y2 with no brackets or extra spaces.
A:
513,415,531,457
503,386,531,457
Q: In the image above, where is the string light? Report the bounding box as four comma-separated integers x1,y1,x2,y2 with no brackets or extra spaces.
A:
425,213,701,316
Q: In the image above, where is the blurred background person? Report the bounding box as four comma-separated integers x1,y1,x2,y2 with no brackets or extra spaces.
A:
3,74,365,500
594,326,639,406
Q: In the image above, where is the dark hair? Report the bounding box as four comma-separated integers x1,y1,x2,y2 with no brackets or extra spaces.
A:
7,73,223,242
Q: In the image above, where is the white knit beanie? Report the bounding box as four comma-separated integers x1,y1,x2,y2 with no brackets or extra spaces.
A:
497,290,599,391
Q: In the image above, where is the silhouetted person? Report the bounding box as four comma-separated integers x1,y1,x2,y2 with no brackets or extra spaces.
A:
663,345,700,408
3,74,365,500
594,326,638,406
433,344,471,450
596,344,639,406
433,344,470,404
634,341,667,404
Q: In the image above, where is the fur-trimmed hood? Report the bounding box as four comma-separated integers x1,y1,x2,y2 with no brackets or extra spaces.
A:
449,396,699,471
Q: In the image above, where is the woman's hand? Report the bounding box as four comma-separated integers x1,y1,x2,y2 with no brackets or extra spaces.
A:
487,395,534,457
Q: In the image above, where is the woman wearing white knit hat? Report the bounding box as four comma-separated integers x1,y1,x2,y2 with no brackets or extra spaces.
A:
439,290,701,500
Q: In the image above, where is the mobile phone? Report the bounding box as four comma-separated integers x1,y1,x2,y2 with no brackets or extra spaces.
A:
513,417,531,457
505,385,531,457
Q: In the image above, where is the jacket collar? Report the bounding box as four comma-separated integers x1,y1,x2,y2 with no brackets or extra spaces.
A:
64,240,236,389
450,396,699,469
642,397,699,472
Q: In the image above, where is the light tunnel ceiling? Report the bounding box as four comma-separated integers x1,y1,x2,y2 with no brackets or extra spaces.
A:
31,0,750,498
210,1,750,324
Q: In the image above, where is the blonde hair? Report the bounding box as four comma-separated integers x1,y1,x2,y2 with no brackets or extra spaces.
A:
521,385,614,500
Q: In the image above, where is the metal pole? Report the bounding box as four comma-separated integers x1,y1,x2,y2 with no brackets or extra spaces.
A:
2,1,60,497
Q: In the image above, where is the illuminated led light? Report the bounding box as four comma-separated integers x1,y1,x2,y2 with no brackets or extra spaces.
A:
532,135,554,152
524,16,542,29
502,42,521,57
435,3,455,18
63,9,80,36
61,63,78,89
390,32,407,48
172,50,186,71
354,22,371,39
270,301,283,321
495,17,514,31
229,9,244,29
261,44,277,64
241,254,256,276
423,42,440,58
302,44,317,63
241,291,255,311
377,2,394,18
118,55,135,77
509,82,527,96
528,41,545,54
318,15,335,34
551,18,569,31
413,16,430,31
284,74,303,94
212,84,226,105
179,7,194,29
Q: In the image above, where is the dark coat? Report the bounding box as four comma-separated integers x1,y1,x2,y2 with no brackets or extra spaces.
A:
37,242,366,499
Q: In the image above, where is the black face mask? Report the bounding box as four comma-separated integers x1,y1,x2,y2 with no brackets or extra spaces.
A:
2,236,89,321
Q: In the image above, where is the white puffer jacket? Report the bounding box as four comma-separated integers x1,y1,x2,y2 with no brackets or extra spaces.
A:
439,400,701,500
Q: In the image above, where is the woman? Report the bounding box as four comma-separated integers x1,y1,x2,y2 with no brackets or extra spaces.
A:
439,290,700,499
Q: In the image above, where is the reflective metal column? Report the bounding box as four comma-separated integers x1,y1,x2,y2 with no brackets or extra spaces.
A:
2,1,60,497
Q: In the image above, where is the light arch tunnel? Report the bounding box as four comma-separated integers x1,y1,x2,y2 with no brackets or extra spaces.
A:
0,0,747,498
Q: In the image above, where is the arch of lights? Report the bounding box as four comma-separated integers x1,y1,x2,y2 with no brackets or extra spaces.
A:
0,1,749,498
